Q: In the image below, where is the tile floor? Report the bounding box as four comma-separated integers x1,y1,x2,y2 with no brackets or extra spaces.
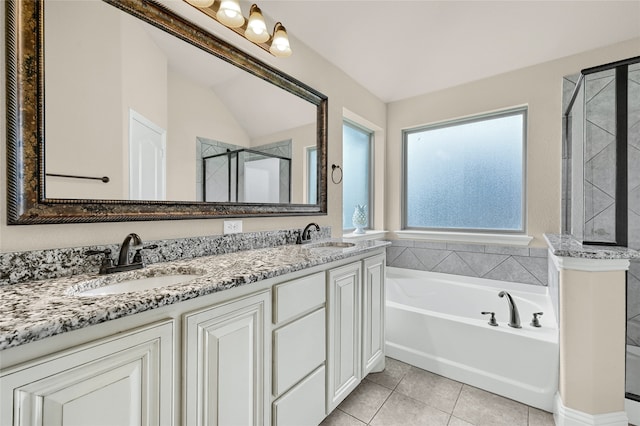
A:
320,357,555,426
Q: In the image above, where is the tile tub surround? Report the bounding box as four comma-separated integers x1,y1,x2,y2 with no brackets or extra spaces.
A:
385,240,549,286
0,239,387,351
0,227,330,286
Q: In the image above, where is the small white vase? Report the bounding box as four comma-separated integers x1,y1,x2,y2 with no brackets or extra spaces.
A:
352,205,367,234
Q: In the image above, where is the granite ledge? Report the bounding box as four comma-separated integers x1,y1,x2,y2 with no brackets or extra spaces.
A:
0,239,389,351
544,234,640,260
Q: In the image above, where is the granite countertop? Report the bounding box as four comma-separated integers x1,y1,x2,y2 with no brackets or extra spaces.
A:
544,234,640,260
0,240,388,351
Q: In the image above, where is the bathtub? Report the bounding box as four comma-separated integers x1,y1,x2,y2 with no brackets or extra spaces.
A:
385,267,559,411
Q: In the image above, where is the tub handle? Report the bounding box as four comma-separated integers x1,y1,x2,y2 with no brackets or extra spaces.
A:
531,312,543,328
481,311,498,327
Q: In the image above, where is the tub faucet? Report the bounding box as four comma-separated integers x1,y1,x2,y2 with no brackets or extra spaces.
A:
498,291,521,328
297,223,320,244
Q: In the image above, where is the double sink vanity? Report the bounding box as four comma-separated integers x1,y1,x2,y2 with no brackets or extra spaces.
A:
0,237,388,426
2,0,385,423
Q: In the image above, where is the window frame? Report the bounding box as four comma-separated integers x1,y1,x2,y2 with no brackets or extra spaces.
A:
343,119,375,232
401,107,528,234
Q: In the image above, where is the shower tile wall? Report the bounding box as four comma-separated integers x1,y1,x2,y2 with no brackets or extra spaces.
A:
629,63,640,387
196,137,292,202
562,73,579,234
629,63,640,250
196,138,239,201
386,241,548,286
583,69,617,243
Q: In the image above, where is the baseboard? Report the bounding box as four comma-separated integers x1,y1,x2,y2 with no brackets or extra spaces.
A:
554,393,629,426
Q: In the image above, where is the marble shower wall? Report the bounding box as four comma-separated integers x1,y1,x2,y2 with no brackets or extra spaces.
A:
629,63,640,250
628,64,640,353
583,69,618,243
386,240,549,286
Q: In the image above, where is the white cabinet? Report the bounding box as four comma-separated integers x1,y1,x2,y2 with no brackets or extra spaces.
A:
0,320,175,426
326,262,362,412
272,366,326,426
272,272,326,426
0,248,386,426
183,290,270,426
362,254,386,376
326,254,386,413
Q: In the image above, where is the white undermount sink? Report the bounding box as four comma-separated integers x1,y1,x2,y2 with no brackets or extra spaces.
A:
75,273,202,296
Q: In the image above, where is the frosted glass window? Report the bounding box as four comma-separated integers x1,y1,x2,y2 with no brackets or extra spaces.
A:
404,108,526,232
343,122,373,230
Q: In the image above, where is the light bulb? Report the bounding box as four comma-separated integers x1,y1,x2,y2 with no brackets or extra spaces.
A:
217,0,244,28
245,4,269,43
185,0,215,7
269,22,292,57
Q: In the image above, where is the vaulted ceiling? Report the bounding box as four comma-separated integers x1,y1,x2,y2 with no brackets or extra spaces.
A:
262,1,640,102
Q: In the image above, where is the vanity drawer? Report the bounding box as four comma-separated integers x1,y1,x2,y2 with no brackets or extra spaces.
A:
273,365,326,426
273,272,325,325
273,308,325,396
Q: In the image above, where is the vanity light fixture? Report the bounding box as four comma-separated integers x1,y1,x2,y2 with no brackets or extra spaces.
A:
269,22,292,57
184,0,292,57
217,0,244,28
245,4,269,43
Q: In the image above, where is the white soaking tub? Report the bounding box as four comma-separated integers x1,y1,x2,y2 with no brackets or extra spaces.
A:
385,267,558,411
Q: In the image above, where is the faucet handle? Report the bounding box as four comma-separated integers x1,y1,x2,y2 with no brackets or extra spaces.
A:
85,248,111,255
84,249,113,274
481,311,498,326
132,245,159,264
530,312,543,328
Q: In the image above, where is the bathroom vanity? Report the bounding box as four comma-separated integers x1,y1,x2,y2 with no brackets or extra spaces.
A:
0,241,387,426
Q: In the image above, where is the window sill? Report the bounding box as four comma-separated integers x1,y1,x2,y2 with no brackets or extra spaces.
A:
394,230,533,246
342,230,388,241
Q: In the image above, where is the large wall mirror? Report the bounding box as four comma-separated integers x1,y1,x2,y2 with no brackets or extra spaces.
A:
6,0,328,224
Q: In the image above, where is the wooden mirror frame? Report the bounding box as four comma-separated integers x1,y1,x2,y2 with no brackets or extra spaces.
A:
6,0,328,224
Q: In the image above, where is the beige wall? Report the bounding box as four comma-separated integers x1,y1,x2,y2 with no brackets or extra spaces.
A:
385,38,640,247
559,268,627,414
44,1,124,200
0,2,386,252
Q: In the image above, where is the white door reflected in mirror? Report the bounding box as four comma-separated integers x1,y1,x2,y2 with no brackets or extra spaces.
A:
129,110,166,201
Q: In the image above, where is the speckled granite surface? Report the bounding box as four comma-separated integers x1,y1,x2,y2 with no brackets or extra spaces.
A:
0,239,387,351
0,228,330,286
545,234,640,260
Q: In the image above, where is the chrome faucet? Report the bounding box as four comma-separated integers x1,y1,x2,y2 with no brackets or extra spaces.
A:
498,291,521,328
297,223,320,244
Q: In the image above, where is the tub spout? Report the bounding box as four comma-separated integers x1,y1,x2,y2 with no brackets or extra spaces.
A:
498,291,521,328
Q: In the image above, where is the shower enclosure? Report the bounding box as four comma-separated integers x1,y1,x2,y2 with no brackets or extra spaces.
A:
563,56,640,407
202,148,291,204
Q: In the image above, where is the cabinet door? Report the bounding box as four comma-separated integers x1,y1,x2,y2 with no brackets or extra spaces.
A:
362,254,386,376
326,262,362,413
0,320,175,426
184,291,270,426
